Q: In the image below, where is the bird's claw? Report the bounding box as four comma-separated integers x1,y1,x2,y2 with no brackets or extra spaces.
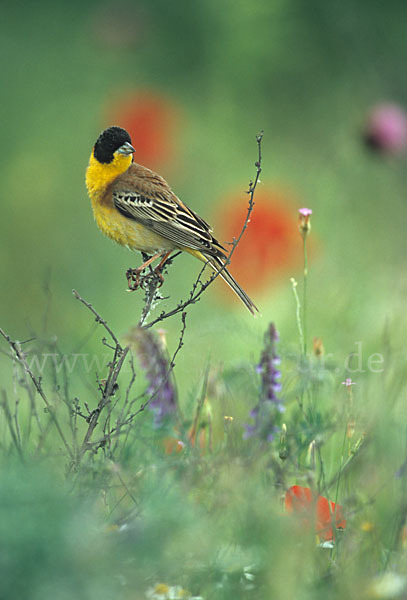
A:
126,267,165,292
126,268,141,291
153,267,165,287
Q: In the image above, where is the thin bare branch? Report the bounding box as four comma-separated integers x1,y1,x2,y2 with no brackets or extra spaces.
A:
1,390,25,462
95,312,187,446
0,327,74,460
72,289,123,349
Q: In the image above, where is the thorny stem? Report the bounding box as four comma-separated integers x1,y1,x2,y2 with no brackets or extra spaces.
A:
137,252,182,327
0,327,74,460
96,312,188,444
69,291,188,453
78,347,129,458
139,131,263,329
1,390,25,462
71,291,131,467
72,290,123,349
138,280,160,327
112,354,137,455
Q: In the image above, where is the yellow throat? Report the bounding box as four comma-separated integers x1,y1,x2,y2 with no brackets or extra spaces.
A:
86,150,132,198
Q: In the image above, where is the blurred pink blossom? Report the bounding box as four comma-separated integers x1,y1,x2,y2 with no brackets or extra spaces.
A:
365,103,407,154
342,378,356,387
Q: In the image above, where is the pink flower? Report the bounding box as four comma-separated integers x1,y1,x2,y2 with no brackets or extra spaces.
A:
299,208,312,217
364,103,407,154
298,208,312,237
342,378,356,387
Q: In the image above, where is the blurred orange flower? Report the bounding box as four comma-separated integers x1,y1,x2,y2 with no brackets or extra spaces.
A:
215,188,300,294
285,485,346,541
163,399,213,455
107,90,180,169
162,437,185,455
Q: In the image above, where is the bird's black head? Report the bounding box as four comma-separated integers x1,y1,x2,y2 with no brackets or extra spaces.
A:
93,126,134,164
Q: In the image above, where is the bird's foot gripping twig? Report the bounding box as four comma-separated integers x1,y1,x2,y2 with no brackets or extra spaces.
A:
126,267,164,292
126,252,165,291
126,251,182,292
126,267,141,290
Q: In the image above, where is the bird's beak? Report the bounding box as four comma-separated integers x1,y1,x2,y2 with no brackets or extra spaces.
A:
117,141,135,156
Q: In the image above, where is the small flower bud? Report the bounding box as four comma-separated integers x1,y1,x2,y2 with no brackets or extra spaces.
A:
313,337,324,358
342,378,356,388
298,208,312,237
279,423,288,460
307,439,316,470
347,418,356,439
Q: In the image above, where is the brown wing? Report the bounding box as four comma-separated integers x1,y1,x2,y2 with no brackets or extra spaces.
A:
112,163,226,257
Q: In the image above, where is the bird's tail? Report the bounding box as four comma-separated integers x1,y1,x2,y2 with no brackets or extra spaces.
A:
205,254,259,316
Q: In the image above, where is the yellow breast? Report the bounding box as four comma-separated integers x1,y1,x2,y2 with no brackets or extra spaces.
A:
91,202,174,252
86,151,175,253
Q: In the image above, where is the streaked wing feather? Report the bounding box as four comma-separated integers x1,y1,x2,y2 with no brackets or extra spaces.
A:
113,190,219,253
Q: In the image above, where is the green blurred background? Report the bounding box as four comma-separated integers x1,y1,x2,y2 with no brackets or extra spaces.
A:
1,1,407,599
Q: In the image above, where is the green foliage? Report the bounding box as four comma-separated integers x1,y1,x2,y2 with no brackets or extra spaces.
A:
0,465,119,599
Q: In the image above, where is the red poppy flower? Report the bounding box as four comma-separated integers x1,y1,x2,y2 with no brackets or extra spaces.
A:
215,188,301,295
285,485,346,541
107,90,180,169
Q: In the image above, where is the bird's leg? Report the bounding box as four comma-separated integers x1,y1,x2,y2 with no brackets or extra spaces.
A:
153,252,172,286
160,251,182,270
126,252,163,290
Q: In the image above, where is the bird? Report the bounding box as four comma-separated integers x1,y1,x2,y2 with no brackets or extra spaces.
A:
86,126,258,315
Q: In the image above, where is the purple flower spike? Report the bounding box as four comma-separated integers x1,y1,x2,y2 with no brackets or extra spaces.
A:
127,327,177,427
244,322,284,441
299,208,312,217
243,424,257,439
